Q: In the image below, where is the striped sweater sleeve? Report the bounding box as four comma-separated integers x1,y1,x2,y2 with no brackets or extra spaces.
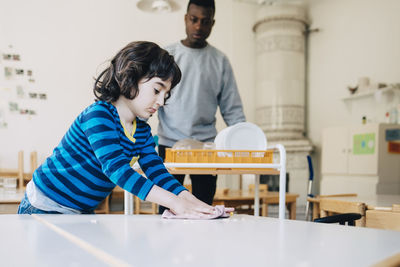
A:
138,128,187,196
80,105,155,200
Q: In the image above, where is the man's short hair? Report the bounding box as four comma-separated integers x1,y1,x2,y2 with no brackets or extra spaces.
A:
187,0,215,11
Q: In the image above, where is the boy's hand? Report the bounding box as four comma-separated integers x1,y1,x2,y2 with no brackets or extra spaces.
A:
169,190,214,216
178,190,214,211
177,190,235,215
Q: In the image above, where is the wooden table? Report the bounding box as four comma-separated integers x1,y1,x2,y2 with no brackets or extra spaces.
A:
0,186,108,214
310,194,400,229
0,188,24,214
213,190,299,219
332,194,400,210
1,214,400,266
334,195,400,231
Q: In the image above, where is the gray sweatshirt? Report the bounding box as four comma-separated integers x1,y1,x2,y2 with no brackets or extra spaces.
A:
157,41,246,147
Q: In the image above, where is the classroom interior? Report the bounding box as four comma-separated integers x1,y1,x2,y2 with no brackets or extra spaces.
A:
0,0,400,265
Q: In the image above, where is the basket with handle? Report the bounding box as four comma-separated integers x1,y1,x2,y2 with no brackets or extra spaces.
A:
165,148,273,165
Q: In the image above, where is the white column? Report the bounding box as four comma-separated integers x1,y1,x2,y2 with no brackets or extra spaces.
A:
253,3,313,211
253,4,308,139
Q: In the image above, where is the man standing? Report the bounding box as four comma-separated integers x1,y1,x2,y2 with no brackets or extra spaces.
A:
157,0,246,212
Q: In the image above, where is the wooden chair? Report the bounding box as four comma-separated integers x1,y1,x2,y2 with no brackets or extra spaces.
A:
317,198,366,227
21,151,38,187
239,184,268,214
134,196,157,214
215,188,229,195
213,186,299,219
29,151,38,178
21,151,38,188
0,151,22,189
366,204,400,231
107,186,158,215
95,196,110,214
307,193,358,221
248,184,268,192
0,151,38,189
214,184,268,215
214,185,267,198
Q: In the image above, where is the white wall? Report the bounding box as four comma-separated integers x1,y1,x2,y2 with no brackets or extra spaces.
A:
0,0,257,170
307,0,400,193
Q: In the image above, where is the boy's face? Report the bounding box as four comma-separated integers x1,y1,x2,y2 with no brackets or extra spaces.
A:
128,77,171,119
183,4,215,48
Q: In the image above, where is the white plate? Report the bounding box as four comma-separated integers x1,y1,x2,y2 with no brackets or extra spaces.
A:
214,127,230,150
223,122,267,150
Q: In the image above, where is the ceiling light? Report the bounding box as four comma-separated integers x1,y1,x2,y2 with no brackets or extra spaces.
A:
152,0,171,12
136,0,180,13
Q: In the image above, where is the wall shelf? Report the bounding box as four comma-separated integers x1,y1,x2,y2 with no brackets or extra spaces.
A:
342,86,399,101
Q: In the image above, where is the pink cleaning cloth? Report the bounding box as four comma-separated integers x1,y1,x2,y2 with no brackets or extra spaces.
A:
162,205,234,220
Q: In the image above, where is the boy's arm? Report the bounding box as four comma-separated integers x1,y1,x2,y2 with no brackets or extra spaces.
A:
138,128,187,196
80,105,155,200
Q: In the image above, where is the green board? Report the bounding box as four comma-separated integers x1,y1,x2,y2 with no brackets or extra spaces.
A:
353,133,375,155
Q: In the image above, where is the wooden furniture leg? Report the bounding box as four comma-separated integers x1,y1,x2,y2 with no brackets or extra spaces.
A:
312,200,320,220
262,202,268,217
134,196,140,214
30,151,38,173
95,196,110,214
18,151,24,189
289,201,296,219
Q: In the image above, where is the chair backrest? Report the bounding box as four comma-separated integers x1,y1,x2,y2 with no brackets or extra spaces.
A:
0,151,24,189
319,198,366,226
248,184,268,192
22,151,38,187
0,151,38,189
215,188,229,195
308,194,358,221
18,151,24,188
30,151,38,173
366,204,400,231
21,151,38,188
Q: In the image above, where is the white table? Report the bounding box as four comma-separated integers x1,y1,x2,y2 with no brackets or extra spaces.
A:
1,214,399,267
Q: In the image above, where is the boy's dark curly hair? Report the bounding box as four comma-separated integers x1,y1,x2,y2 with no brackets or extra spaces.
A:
94,41,181,103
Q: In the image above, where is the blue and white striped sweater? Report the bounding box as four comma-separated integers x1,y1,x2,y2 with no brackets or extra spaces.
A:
33,101,186,212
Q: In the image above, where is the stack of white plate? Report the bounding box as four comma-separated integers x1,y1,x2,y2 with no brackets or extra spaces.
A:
214,122,267,150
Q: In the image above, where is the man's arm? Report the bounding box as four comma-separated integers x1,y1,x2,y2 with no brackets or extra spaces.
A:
218,56,246,126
